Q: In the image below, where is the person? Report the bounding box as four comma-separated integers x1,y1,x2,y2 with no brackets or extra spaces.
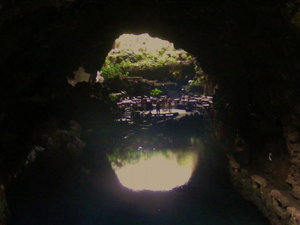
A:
146,111,152,121
167,98,172,112
161,98,165,111
141,98,146,111
146,100,153,111
186,102,193,112
132,103,138,112
156,101,161,114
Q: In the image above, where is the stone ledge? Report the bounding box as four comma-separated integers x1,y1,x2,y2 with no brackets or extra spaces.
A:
228,157,300,225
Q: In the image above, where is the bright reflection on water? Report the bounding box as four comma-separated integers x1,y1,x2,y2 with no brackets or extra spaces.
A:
108,150,198,191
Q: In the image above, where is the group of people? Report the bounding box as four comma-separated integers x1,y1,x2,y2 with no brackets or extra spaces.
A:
116,94,214,122
175,95,213,111
117,95,174,116
155,97,172,114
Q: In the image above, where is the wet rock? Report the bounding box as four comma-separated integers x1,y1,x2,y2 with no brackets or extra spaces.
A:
284,126,300,143
66,136,85,156
289,142,300,152
288,207,300,225
292,186,300,200
54,129,85,157
293,212,300,225
227,155,240,173
251,175,268,188
287,165,300,186
24,145,46,167
284,126,300,163
270,189,290,208
287,206,296,215
291,149,300,165
230,163,300,225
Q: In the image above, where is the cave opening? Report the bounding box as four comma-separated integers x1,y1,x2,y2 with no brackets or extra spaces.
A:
97,32,207,97
88,32,211,192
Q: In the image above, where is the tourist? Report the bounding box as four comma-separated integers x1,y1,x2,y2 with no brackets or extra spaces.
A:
146,100,153,111
146,111,152,120
141,98,147,111
167,98,172,112
156,101,161,114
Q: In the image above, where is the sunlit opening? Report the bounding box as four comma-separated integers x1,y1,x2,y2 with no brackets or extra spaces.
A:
110,151,198,191
113,33,175,53
97,32,205,91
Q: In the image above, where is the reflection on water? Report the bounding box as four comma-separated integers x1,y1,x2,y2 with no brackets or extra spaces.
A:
108,150,198,191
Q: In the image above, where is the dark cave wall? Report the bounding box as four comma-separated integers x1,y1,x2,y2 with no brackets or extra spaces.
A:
0,0,299,115
0,1,300,224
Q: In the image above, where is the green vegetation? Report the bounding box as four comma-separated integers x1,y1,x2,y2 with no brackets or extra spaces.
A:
108,93,119,102
107,147,164,168
101,63,129,80
190,76,206,86
107,140,199,171
170,69,181,79
150,88,163,97
100,46,198,81
107,147,193,170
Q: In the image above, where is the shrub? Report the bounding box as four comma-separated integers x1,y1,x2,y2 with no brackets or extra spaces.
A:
109,93,119,102
150,88,163,97
101,63,129,79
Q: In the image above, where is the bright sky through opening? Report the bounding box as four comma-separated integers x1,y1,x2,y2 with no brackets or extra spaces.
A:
112,151,198,191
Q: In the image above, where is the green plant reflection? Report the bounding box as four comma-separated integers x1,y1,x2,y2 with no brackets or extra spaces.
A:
108,149,198,191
